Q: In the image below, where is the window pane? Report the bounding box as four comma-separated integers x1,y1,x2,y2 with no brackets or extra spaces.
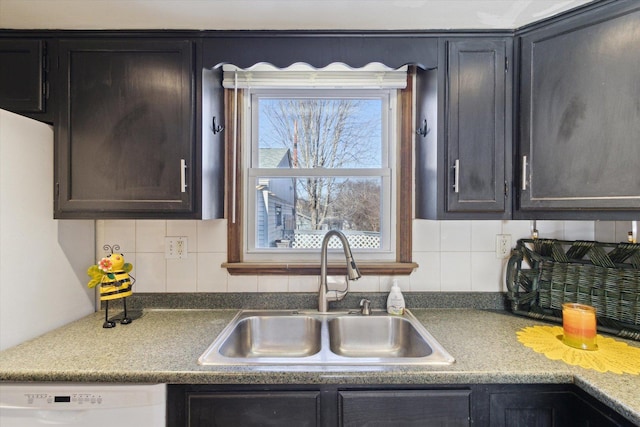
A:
257,97,382,169
254,176,381,250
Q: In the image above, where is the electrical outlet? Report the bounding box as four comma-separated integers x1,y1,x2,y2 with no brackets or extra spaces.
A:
496,234,512,259
165,237,188,259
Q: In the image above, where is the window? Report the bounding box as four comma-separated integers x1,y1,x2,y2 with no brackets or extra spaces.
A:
224,64,416,275
247,88,395,262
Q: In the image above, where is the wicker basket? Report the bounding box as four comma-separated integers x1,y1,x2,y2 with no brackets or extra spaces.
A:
506,238,640,341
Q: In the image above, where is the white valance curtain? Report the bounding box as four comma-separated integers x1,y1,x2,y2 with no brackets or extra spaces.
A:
222,62,408,89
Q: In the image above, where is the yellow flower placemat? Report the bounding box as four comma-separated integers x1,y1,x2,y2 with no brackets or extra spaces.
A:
517,325,640,374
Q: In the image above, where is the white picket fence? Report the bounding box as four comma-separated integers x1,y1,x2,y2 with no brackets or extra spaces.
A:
291,230,380,249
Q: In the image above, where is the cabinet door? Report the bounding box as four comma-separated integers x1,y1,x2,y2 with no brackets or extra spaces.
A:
55,39,194,218
339,389,471,427
0,39,45,113
490,391,578,427
518,3,640,217
446,39,508,214
489,389,633,427
415,38,511,219
187,391,321,427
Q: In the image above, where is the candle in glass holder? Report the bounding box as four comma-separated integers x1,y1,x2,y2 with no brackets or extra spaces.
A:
562,303,597,350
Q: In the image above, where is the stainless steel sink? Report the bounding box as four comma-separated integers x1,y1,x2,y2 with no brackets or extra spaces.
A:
328,316,433,358
218,315,321,358
198,310,454,367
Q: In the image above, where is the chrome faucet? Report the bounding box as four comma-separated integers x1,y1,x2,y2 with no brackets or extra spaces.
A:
318,230,361,313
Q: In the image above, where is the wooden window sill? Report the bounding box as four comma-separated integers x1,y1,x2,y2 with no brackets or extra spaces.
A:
222,262,418,276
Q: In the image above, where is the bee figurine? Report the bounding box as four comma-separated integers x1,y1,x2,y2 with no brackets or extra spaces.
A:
87,245,135,328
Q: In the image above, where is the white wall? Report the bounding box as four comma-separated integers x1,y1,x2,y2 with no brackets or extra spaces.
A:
0,109,95,351
97,218,632,295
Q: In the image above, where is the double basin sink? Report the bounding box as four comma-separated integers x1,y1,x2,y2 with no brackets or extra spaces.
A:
199,309,455,367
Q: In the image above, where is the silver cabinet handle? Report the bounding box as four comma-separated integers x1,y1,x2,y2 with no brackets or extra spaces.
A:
521,155,528,191
180,159,187,193
453,159,460,193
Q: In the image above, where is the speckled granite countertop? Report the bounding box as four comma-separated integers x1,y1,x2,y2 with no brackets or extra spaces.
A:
1,309,639,424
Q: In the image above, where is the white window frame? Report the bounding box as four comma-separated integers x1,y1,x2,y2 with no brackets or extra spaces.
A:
242,87,399,263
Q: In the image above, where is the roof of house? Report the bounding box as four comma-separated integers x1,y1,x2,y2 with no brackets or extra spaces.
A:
259,148,291,168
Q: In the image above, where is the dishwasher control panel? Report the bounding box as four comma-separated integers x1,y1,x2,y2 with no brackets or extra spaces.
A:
0,383,165,410
18,392,104,406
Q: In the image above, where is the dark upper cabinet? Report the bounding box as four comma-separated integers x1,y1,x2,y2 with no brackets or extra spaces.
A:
416,38,512,219
516,2,640,219
55,39,223,219
0,39,54,122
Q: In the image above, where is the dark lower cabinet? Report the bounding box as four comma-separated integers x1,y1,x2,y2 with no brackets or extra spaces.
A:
188,391,321,427
485,385,634,427
167,384,634,427
339,389,470,427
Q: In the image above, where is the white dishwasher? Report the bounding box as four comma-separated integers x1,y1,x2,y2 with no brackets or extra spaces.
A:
0,383,166,426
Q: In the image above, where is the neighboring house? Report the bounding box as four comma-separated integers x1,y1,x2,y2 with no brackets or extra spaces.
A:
257,148,296,248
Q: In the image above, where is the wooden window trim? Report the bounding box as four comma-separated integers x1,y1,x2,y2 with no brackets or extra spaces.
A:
224,70,415,276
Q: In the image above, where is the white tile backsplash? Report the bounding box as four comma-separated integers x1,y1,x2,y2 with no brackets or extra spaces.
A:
134,252,165,292
166,220,197,245
197,219,228,252
412,219,440,252
534,221,564,239
409,251,441,291
440,252,471,291
228,274,258,292
288,276,320,292
98,219,602,294
348,275,380,292
136,220,166,252
257,275,289,292
614,221,634,243
440,220,471,251
471,220,501,252
197,252,229,292
167,257,198,292
563,221,595,240
594,221,616,242
471,252,505,292
101,220,136,253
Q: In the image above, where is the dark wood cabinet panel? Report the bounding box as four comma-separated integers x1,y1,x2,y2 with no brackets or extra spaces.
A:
200,66,226,219
55,39,197,218
489,390,577,427
487,386,634,427
187,391,321,427
446,39,509,214
339,389,471,427
0,39,45,113
202,35,438,70
416,38,512,219
517,2,640,218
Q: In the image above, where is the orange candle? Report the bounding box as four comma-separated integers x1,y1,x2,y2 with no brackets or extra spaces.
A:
562,303,597,350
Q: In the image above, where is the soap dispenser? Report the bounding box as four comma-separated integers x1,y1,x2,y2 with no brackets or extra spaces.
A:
386,279,405,315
